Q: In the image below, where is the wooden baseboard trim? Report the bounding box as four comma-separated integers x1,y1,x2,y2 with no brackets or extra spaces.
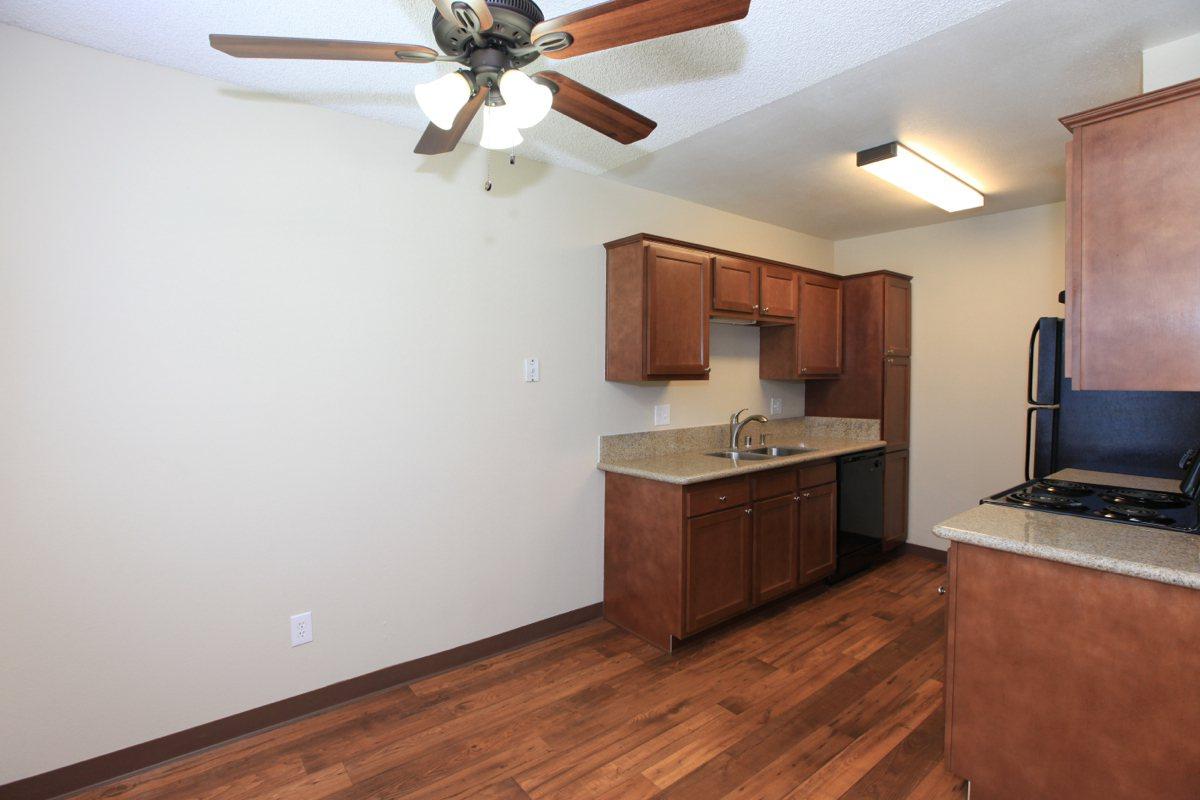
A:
900,542,949,564
0,602,603,800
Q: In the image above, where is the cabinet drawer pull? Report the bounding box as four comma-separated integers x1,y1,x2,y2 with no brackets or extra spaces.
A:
718,495,727,502
793,495,801,501
937,586,947,596
802,492,811,498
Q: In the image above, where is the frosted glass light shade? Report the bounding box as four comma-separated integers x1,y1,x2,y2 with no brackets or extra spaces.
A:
415,72,472,130
857,142,984,212
480,105,524,150
498,69,553,129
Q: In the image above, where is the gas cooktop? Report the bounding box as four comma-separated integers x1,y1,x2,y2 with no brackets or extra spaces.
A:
982,478,1200,533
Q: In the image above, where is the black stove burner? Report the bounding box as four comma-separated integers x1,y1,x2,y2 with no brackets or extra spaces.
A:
1093,504,1174,524
1006,492,1086,510
1031,480,1094,497
1099,488,1189,509
983,478,1199,534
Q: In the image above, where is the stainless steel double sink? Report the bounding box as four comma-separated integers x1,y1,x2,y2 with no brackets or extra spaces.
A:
704,445,815,462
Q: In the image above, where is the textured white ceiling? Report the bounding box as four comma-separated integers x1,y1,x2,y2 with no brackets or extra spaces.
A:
0,0,1014,176
606,0,1200,239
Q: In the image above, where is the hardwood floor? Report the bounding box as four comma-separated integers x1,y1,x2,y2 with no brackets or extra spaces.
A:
69,555,963,800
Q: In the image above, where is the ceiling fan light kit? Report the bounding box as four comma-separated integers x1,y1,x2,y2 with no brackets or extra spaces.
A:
857,141,984,212
209,0,752,159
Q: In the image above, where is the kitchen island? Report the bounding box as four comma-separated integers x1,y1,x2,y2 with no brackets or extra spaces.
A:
934,469,1200,800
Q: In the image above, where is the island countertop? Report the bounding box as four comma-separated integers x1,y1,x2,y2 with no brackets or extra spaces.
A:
933,469,1200,590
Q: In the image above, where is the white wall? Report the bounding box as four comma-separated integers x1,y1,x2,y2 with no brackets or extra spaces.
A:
0,24,832,783
1144,31,1200,91
834,204,1065,551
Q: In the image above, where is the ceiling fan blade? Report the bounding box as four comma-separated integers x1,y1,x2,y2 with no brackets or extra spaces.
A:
414,85,490,155
536,72,656,144
209,34,439,63
433,0,495,32
532,0,750,59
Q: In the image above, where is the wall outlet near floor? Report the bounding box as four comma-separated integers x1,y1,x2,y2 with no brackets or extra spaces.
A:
290,612,313,647
523,357,540,383
770,397,783,416
654,404,670,426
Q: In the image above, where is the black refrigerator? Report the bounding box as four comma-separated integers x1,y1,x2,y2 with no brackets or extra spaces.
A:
1026,317,1200,480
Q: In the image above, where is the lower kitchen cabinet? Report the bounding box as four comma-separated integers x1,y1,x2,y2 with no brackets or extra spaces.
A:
604,462,841,651
798,482,837,583
685,506,753,634
752,493,799,604
882,449,909,550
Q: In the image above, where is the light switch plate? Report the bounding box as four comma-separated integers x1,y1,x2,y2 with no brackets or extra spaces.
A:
523,357,540,383
654,404,670,426
769,397,783,416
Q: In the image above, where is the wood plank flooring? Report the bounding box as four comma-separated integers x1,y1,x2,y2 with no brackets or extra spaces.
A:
69,555,963,800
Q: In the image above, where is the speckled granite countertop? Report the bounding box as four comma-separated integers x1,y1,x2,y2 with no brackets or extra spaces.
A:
596,417,884,485
934,469,1200,590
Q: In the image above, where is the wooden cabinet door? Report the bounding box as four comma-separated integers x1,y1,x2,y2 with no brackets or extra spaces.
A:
882,356,910,450
882,276,911,357
882,449,909,551
759,265,798,320
797,272,843,377
752,494,798,604
1074,91,1200,390
684,507,753,634
645,244,711,376
712,255,759,315
797,482,836,585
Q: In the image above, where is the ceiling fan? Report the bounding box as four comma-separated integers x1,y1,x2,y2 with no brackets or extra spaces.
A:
210,0,751,155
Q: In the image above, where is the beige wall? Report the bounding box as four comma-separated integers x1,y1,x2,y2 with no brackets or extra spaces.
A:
834,203,1066,551
1144,31,1200,91
0,24,832,783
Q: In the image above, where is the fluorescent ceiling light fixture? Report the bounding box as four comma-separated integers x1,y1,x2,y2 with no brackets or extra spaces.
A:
498,69,553,129
857,142,984,212
415,72,472,130
480,104,523,150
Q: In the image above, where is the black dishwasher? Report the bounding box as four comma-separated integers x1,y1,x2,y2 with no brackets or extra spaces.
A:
830,449,885,582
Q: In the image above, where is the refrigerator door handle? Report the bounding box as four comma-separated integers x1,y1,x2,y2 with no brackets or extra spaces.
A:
1025,405,1059,481
1027,321,1041,406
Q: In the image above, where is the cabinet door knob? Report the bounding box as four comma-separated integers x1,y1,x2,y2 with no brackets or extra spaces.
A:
718,495,727,502
801,368,808,373
802,492,810,498
704,367,712,373
745,508,753,515
937,586,947,596
753,304,759,310
762,307,769,313
793,495,801,501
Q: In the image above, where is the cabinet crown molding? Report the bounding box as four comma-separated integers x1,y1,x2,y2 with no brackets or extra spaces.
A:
1060,76,1200,130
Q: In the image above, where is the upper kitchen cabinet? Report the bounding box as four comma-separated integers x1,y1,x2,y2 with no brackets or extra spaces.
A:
605,238,712,381
1061,77,1200,391
605,234,836,382
806,271,913,453
882,275,911,357
712,255,759,315
758,271,843,380
759,265,799,321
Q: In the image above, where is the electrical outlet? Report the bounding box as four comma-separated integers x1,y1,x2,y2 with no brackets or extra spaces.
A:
290,612,313,647
770,397,783,416
654,404,670,426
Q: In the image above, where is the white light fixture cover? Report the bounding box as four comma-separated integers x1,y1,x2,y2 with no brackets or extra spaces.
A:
480,104,523,150
415,72,472,130
857,142,984,212
498,69,553,129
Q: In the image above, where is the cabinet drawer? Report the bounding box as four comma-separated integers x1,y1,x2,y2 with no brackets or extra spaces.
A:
752,468,797,500
798,461,836,488
686,478,750,517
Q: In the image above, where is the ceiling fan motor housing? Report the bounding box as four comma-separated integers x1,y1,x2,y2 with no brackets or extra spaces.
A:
432,0,546,67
